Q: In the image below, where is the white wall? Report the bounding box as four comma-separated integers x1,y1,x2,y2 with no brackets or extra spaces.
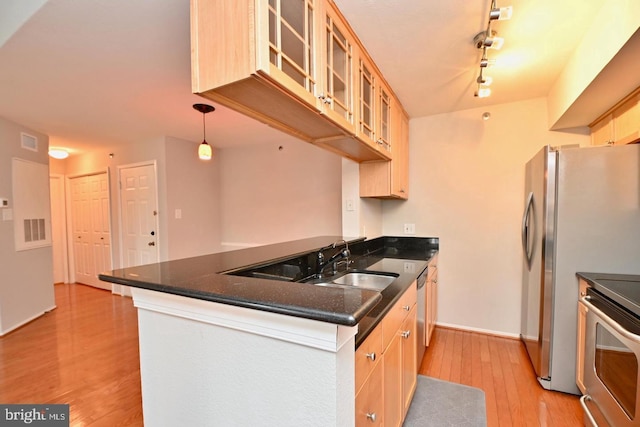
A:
0,116,55,334
217,140,343,249
379,98,589,336
165,136,221,259
341,158,383,238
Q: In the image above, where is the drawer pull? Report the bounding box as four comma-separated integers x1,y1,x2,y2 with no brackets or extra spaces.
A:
402,305,410,311
366,352,376,362
366,412,377,422
401,330,411,339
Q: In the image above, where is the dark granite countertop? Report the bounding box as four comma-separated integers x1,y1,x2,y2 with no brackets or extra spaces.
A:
99,235,438,347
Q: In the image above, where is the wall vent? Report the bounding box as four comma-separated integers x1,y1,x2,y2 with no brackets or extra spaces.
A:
21,132,38,152
24,218,46,242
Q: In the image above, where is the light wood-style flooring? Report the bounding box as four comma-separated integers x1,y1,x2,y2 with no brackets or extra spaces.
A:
0,283,143,426
420,327,584,426
1,284,583,426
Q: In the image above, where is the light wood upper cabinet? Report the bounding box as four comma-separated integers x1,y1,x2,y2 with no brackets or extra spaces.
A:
320,4,355,134
590,113,614,146
359,106,409,199
612,92,640,144
590,88,640,146
191,0,403,163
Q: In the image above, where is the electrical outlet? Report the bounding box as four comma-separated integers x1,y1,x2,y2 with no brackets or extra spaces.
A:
403,223,415,234
403,262,416,273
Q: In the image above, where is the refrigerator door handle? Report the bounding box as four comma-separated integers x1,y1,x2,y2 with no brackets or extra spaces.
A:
522,191,534,266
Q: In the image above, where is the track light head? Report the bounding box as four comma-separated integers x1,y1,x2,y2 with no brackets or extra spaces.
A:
489,6,513,21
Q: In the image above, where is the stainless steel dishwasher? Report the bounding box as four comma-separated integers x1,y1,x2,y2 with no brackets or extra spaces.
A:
416,266,429,366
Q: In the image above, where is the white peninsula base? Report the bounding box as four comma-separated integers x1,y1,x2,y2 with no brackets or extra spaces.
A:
132,288,358,426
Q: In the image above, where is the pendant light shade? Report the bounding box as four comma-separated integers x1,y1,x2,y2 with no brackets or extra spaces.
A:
198,141,212,160
193,103,215,160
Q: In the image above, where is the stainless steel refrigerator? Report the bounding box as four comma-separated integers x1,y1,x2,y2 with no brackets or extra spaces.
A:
520,143,640,395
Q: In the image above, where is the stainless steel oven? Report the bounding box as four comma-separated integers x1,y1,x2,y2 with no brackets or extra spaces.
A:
581,286,640,427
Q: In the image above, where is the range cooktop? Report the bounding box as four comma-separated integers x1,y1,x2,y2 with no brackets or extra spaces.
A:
586,274,640,318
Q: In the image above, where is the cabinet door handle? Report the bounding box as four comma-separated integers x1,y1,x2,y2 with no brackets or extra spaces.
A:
366,352,376,362
401,330,411,339
366,412,377,422
402,305,410,311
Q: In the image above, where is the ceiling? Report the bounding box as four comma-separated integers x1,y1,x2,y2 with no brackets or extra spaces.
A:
0,0,630,156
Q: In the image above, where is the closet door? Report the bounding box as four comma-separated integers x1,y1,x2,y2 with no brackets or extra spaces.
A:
69,173,112,290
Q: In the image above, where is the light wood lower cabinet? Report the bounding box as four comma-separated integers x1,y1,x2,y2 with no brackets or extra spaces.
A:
355,282,417,426
425,254,438,346
576,278,588,394
401,307,418,416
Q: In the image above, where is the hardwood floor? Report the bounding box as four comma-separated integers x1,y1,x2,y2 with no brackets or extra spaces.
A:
1,284,583,426
420,327,584,426
0,283,143,426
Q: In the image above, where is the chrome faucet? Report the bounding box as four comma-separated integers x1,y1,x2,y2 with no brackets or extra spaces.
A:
317,240,351,276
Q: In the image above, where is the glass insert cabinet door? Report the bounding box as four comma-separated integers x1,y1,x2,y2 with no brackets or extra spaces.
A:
359,57,375,143
267,0,318,103
322,4,354,131
378,86,391,150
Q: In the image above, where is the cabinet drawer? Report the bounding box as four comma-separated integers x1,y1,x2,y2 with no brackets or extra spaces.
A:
355,354,384,426
355,322,383,394
382,284,417,350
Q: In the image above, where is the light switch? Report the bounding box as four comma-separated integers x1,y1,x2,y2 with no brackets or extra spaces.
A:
2,209,13,221
345,199,355,212
175,209,182,219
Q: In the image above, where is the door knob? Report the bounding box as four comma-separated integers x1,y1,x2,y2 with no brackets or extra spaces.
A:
150,231,155,236
148,242,155,246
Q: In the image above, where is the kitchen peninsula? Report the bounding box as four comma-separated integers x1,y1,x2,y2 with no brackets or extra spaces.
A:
99,236,437,426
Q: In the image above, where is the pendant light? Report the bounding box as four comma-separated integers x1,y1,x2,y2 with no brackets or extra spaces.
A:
193,103,215,160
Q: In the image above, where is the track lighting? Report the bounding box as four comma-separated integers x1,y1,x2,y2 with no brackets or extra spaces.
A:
193,103,215,161
474,31,504,50
489,6,512,21
472,0,512,98
480,58,496,68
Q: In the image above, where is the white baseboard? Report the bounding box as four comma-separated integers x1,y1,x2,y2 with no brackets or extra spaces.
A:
436,321,520,340
0,304,56,336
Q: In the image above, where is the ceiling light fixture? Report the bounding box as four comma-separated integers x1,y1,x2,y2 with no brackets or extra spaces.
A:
193,103,215,161
473,0,512,98
48,148,69,159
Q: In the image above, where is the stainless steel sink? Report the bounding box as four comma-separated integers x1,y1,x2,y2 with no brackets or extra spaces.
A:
331,272,397,291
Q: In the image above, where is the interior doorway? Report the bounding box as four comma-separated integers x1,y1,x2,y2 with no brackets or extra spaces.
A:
68,172,112,290
50,173,68,284
118,162,159,269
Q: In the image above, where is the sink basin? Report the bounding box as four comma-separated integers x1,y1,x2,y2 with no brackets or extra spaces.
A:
331,272,397,291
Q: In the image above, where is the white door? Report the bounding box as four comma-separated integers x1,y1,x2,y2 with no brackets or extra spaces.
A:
50,174,68,284
119,163,159,269
69,173,112,290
